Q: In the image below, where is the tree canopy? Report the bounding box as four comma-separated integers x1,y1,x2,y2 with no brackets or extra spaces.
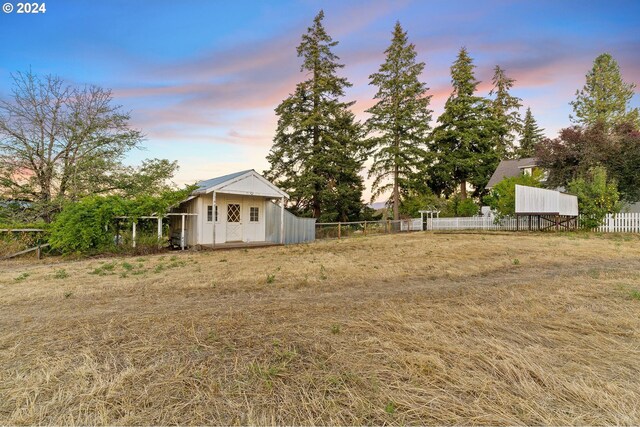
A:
567,166,620,230
489,65,522,158
265,10,365,222
366,22,432,220
518,107,545,157
536,122,640,203
428,48,500,199
0,71,178,222
570,53,639,129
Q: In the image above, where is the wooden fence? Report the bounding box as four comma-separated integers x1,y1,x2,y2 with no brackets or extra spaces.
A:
316,219,418,239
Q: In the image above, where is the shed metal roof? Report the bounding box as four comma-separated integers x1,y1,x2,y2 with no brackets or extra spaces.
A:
194,170,253,194
192,169,288,198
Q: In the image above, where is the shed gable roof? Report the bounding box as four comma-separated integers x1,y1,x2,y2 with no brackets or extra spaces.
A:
194,170,288,198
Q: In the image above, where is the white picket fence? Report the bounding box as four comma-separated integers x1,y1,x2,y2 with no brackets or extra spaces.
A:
425,216,529,231
596,213,640,233
403,212,640,233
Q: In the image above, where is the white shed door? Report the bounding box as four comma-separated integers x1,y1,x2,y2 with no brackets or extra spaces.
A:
226,203,242,242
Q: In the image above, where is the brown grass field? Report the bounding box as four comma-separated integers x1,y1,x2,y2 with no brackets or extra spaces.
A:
1,232,640,425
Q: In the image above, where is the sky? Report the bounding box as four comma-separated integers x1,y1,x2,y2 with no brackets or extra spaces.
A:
1,0,639,202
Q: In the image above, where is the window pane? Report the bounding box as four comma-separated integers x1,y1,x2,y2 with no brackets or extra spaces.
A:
250,207,259,222
227,204,241,223
207,206,212,222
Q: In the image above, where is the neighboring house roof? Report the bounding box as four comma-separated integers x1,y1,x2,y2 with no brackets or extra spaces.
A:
192,169,289,199
486,157,539,189
622,201,640,214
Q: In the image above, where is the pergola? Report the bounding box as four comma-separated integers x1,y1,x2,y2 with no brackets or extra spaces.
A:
419,208,440,231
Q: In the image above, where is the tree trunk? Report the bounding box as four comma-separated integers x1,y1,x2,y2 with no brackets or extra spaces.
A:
312,61,321,220
460,180,467,199
393,164,400,220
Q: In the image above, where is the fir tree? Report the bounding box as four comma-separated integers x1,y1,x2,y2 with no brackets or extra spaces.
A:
570,53,640,129
366,22,432,220
428,47,500,199
265,10,365,221
518,107,545,157
489,65,522,158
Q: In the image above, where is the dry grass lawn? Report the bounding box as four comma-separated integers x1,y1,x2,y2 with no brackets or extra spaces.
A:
1,232,640,425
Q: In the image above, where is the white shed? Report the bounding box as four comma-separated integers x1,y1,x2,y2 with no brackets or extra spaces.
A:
169,170,315,248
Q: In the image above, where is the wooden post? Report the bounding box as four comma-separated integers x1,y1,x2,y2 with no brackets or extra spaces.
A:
338,222,341,239
387,219,390,234
555,215,559,231
528,215,531,231
280,197,285,244
212,191,216,247
132,221,137,248
181,214,185,250
516,214,520,231
364,221,367,236
36,244,41,260
157,217,162,248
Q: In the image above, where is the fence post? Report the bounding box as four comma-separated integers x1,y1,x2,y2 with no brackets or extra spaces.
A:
132,221,137,248
387,219,390,234
364,220,367,236
157,217,163,248
338,222,341,240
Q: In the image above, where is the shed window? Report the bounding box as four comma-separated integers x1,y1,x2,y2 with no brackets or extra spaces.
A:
207,205,218,222
250,207,259,222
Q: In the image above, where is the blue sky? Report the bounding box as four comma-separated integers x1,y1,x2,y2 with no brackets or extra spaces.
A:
1,0,639,201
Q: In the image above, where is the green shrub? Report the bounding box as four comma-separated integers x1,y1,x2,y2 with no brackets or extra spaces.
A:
568,166,621,230
399,191,446,218
48,187,194,255
483,171,544,219
48,196,128,255
442,195,479,217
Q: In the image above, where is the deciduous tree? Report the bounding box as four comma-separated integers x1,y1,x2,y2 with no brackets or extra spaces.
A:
0,71,177,222
568,166,620,229
536,122,640,203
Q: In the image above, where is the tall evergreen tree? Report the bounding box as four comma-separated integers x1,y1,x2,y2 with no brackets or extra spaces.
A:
366,22,432,220
570,53,639,129
489,65,522,158
265,10,365,222
428,47,499,199
518,107,545,157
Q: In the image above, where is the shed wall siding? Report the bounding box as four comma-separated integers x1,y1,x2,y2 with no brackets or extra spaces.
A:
265,201,316,244
197,194,267,244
